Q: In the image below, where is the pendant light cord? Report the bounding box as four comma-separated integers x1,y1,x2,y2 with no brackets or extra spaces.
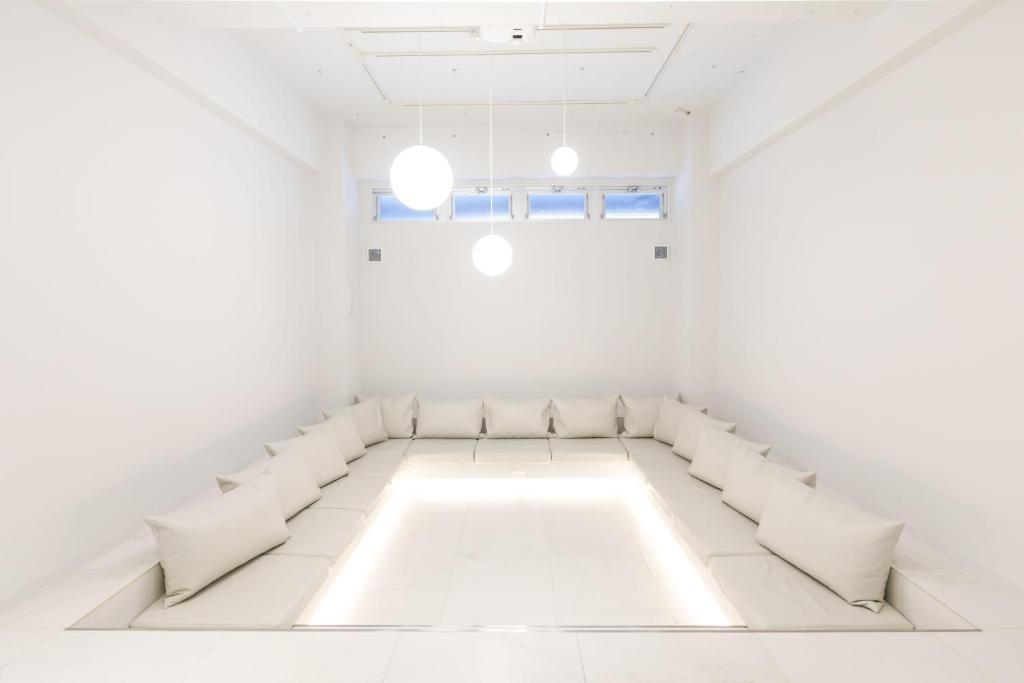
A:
493,46,497,236
418,31,423,146
561,29,567,148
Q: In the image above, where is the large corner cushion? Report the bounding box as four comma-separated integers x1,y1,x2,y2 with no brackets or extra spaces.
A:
313,475,390,513
405,438,478,464
673,505,772,564
646,476,725,514
355,394,416,438
346,439,409,478
756,477,904,612
325,400,389,447
268,508,364,561
130,554,328,630
549,437,627,462
475,438,551,464
709,555,912,630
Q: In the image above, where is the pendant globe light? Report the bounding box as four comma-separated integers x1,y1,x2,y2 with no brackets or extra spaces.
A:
550,30,578,176
389,33,453,211
472,49,513,277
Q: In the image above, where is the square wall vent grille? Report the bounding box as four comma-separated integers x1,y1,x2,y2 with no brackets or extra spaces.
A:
654,245,669,260
368,248,382,263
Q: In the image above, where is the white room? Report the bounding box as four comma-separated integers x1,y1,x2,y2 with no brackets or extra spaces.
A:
0,0,1022,681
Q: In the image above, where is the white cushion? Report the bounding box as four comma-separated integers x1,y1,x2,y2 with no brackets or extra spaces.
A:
475,438,551,464
621,439,691,477
298,413,367,463
673,505,773,564
687,430,772,489
131,555,328,630
405,438,477,464
266,430,348,487
620,396,660,437
483,397,551,438
355,394,415,438
651,397,708,444
755,477,904,612
144,476,289,607
551,397,619,438
313,475,390,513
268,508,364,560
548,437,627,462
217,452,321,520
415,399,482,438
670,407,736,460
721,449,817,522
647,477,724,514
324,400,388,446
709,555,912,630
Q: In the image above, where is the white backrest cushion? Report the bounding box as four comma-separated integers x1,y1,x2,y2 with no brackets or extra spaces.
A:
298,413,367,463
355,394,415,438
688,429,772,489
670,407,736,460
217,452,321,520
265,430,348,487
620,396,660,437
755,477,904,612
483,397,551,438
720,448,816,522
145,475,289,607
551,397,619,438
324,399,388,446
416,399,483,438
651,397,708,444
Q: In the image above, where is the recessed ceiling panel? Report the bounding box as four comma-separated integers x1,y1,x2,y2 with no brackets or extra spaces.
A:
367,50,663,104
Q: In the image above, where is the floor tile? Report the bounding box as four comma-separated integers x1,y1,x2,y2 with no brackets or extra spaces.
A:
328,553,454,625
895,568,1024,629
445,554,554,609
0,630,222,683
544,515,641,555
938,630,1024,682
467,488,544,515
440,603,557,626
387,513,466,555
550,554,667,610
579,632,787,683
758,632,993,683
0,627,52,669
556,608,676,626
183,631,398,683
383,632,585,683
459,515,547,555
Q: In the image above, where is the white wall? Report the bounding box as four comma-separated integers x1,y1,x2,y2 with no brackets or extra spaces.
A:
351,122,686,181
713,0,1024,587
0,1,357,604
357,192,677,399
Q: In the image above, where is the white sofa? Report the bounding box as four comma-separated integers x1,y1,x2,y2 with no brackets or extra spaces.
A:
128,395,915,632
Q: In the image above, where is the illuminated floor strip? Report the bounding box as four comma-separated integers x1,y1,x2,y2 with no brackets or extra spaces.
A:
300,466,737,628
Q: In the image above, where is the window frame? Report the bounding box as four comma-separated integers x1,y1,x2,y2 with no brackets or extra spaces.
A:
449,187,515,222
372,190,439,223
524,186,590,221
600,185,668,221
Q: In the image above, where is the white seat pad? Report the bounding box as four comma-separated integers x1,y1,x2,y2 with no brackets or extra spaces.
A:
549,437,627,462
673,504,772,564
405,438,478,464
475,438,551,464
364,438,412,457
268,508,364,561
346,449,405,478
622,440,692,476
130,555,328,630
312,475,389,513
709,554,913,630
647,476,724,514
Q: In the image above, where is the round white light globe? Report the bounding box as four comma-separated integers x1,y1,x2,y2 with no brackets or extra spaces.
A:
389,145,453,210
550,145,579,176
472,234,514,277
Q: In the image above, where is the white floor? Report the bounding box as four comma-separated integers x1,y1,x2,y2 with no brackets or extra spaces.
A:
2,464,1024,681
300,464,738,627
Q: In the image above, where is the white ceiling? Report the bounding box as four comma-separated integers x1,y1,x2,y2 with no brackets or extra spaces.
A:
139,1,887,126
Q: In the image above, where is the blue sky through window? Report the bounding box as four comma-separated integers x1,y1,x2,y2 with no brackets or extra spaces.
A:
528,192,586,220
453,193,511,221
604,192,662,219
378,194,435,222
